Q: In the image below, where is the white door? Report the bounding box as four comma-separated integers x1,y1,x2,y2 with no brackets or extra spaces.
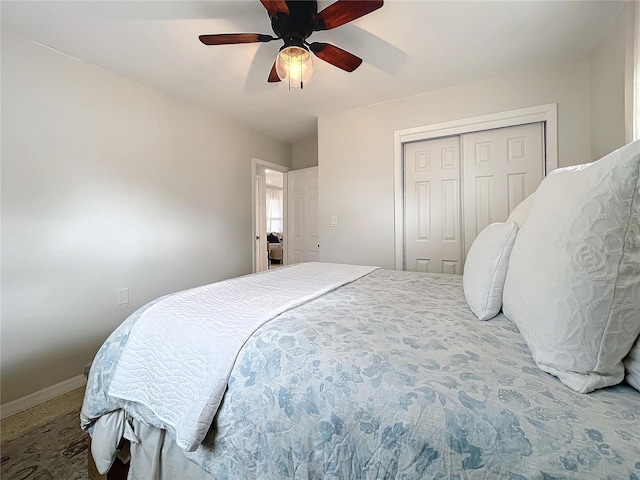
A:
462,122,544,256
287,167,319,263
404,136,463,274
403,122,545,273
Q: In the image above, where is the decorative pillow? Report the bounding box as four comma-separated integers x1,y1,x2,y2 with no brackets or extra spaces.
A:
463,222,518,320
502,140,640,394
624,338,640,392
506,193,535,228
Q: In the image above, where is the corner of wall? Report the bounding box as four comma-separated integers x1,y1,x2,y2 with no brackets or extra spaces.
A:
624,0,638,142
291,135,319,170
589,3,628,160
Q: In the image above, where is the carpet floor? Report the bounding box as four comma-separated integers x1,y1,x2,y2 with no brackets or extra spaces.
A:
1,407,87,480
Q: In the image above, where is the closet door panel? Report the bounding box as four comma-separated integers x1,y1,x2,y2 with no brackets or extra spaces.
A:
462,123,544,257
404,136,463,274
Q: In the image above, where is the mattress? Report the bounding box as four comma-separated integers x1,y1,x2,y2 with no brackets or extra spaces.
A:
82,268,640,479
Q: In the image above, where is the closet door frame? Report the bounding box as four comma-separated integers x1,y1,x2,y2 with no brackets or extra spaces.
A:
393,103,558,271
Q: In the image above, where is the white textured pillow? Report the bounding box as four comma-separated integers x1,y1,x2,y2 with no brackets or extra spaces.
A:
463,222,518,320
624,338,640,391
506,193,535,228
503,140,640,393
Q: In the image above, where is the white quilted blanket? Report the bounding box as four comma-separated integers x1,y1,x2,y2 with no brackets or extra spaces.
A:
107,262,378,452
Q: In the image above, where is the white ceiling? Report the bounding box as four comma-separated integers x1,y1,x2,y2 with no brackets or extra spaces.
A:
2,0,624,144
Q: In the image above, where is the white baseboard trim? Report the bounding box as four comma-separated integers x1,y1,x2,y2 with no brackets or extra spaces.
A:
1,374,87,420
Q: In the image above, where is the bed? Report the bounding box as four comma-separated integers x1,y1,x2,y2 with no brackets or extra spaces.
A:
81,141,640,479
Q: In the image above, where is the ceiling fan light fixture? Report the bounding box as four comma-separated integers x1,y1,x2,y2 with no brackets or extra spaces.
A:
199,0,383,85
276,45,314,89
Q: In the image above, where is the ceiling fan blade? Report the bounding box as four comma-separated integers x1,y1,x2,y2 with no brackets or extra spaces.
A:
260,0,289,17
268,60,281,82
309,42,362,72
199,33,276,45
314,0,383,31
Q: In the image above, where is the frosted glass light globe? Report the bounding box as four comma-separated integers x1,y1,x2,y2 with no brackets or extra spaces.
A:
275,46,314,89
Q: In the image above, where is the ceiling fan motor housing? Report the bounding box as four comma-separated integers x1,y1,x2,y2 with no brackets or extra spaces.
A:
270,1,317,46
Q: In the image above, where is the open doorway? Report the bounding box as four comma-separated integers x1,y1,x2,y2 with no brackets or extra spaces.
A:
251,159,289,273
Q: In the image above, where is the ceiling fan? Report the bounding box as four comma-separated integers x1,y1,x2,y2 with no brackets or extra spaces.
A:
199,0,384,88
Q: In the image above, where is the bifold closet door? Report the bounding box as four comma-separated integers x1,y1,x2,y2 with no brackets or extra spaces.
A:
461,122,544,257
404,136,463,274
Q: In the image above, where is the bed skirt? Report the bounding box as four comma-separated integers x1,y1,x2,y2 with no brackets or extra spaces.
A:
90,416,212,480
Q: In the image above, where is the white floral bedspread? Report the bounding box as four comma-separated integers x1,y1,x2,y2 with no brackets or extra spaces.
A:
82,269,640,479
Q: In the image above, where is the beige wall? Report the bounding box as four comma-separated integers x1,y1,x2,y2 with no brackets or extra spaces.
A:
590,5,628,160
318,59,594,269
1,33,291,404
292,135,319,169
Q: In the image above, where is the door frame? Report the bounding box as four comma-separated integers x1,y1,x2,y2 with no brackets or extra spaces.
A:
393,103,558,270
251,158,290,273
255,174,267,272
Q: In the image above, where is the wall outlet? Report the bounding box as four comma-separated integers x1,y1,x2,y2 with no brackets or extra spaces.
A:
117,288,129,305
